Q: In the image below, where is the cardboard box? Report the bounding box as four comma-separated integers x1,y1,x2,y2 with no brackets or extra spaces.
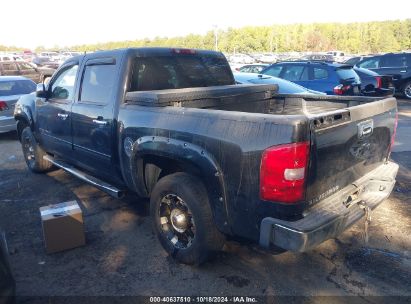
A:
40,201,85,254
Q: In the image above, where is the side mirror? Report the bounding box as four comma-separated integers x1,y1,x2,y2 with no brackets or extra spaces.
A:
36,83,48,98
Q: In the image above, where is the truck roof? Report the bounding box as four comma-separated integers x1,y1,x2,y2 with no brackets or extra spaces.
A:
80,47,226,60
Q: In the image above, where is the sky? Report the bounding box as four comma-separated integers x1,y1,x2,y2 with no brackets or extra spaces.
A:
2,0,410,49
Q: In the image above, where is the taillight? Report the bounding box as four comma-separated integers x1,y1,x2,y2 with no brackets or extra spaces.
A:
389,112,398,155
260,141,310,204
333,84,351,95
375,76,382,89
0,101,8,111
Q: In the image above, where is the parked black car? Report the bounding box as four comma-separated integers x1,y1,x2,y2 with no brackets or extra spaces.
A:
0,232,15,304
0,61,55,83
344,56,371,66
261,61,362,96
354,67,394,97
355,52,411,99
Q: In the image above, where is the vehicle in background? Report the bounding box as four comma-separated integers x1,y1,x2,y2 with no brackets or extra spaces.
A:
229,53,255,64
0,231,15,303
355,52,411,99
354,67,394,97
59,51,82,62
39,51,61,62
0,54,24,62
326,51,347,63
237,64,269,73
301,54,334,62
0,76,36,133
233,72,325,95
344,55,371,66
261,61,362,96
257,53,278,63
32,56,60,69
14,47,398,266
0,61,55,83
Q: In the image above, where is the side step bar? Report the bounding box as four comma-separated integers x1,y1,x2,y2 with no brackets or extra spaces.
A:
43,155,125,199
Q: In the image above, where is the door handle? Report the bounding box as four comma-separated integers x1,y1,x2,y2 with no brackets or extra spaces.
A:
92,119,108,125
400,70,407,73
57,113,68,120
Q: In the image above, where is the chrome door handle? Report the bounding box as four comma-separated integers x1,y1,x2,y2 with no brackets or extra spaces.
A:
92,119,108,125
400,70,407,73
57,113,68,120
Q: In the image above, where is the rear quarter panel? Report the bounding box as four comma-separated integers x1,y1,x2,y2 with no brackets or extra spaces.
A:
118,105,310,240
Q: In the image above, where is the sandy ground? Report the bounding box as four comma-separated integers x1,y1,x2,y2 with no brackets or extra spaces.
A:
0,100,410,302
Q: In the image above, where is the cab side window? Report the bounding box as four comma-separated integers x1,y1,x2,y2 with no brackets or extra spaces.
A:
313,67,329,80
80,64,116,104
50,65,78,100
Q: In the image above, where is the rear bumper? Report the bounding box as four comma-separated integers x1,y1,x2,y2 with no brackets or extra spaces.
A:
363,88,395,97
0,116,16,133
259,161,398,252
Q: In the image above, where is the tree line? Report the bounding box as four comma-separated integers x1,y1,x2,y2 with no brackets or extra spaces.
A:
2,19,410,54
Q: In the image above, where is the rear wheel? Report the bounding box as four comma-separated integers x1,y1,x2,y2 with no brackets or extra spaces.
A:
403,81,411,99
150,172,225,265
21,127,53,173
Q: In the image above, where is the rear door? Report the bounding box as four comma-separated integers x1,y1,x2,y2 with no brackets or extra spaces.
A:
305,97,396,205
70,57,119,178
307,65,334,94
379,54,408,83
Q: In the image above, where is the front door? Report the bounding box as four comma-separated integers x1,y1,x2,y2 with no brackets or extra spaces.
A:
70,57,118,178
36,63,79,157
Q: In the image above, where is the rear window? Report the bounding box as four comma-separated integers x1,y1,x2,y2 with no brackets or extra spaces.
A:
313,67,329,80
130,54,234,91
336,67,360,81
0,80,36,96
247,77,307,94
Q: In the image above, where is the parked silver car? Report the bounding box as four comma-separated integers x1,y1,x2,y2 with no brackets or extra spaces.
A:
0,76,36,133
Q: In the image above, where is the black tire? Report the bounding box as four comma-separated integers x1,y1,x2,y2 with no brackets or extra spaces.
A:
403,81,411,99
20,127,53,173
150,172,225,265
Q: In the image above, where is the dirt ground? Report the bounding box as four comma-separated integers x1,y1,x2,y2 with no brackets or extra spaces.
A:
0,100,410,303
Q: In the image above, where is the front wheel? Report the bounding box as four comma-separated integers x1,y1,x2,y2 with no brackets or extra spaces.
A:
403,81,411,99
150,172,225,265
21,127,53,173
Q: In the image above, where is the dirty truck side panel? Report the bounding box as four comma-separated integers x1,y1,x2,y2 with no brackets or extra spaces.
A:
118,105,310,239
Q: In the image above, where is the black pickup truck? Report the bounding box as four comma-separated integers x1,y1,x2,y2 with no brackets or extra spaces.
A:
14,48,399,264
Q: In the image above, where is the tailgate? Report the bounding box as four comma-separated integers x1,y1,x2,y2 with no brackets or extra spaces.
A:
305,97,397,206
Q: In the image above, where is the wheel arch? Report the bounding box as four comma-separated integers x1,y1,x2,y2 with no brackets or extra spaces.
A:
130,136,231,234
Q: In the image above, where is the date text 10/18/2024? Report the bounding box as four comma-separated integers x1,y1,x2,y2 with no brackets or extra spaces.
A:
150,297,258,303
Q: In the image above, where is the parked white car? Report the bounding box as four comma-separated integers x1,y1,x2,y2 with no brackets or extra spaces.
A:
229,53,255,64
258,53,278,63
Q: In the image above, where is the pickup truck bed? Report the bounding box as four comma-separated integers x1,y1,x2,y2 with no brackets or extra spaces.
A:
14,48,398,264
